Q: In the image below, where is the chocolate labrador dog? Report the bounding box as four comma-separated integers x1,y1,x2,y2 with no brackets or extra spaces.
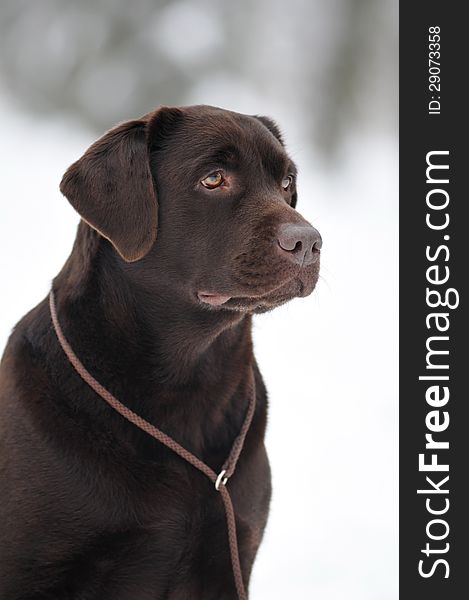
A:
0,105,321,599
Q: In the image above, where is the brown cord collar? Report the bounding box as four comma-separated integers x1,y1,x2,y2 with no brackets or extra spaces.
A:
49,290,255,600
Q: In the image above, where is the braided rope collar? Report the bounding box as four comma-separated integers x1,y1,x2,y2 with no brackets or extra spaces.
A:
49,290,256,600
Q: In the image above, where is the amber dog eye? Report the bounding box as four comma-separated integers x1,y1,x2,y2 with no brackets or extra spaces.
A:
281,175,294,190
201,171,224,189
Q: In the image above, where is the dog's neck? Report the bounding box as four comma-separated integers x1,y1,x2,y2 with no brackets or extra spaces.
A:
54,222,253,390
49,223,260,462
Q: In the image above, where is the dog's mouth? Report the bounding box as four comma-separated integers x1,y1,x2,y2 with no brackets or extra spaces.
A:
197,264,319,312
197,292,232,306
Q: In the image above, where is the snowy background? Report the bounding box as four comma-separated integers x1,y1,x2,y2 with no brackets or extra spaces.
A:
0,2,397,598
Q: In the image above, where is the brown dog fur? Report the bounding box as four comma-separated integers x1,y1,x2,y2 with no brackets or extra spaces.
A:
0,105,320,599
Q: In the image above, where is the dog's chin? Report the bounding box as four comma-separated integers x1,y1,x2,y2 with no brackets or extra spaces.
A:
197,267,320,314
236,276,318,314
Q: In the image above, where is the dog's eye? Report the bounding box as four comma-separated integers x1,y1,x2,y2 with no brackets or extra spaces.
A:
201,171,224,189
281,175,294,190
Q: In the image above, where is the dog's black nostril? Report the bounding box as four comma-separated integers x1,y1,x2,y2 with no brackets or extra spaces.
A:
292,241,302,253
278,231,300,252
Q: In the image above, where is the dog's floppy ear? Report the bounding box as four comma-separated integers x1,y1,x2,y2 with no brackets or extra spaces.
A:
254,115,284,146
255,115,297,208
60,107,183,262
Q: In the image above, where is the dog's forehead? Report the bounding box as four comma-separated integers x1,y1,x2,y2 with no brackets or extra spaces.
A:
168,106,291,171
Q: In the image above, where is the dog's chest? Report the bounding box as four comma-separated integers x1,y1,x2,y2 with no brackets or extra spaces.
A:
103,445,271,596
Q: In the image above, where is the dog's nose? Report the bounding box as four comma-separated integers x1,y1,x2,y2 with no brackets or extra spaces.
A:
277,223,322,265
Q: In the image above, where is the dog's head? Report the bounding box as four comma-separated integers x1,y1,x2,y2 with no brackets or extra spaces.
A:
61,105,321,314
